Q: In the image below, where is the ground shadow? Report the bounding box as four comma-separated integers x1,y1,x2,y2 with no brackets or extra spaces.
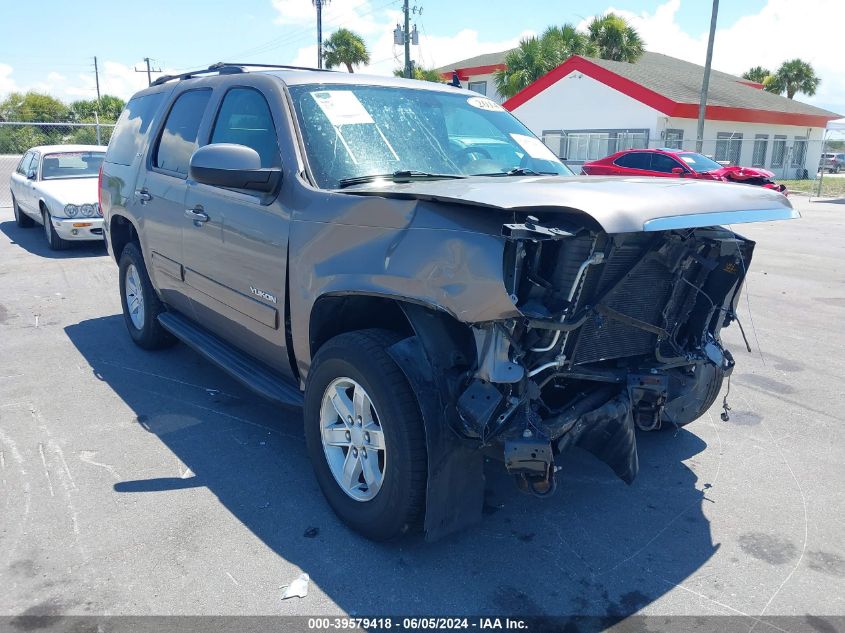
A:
0,220,107,259
65,314,718,617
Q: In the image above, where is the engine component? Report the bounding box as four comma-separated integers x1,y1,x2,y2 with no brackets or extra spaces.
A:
456,379,504,438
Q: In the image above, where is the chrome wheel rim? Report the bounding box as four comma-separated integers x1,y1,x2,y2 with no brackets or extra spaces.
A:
319,377,386,502
124,264,145,330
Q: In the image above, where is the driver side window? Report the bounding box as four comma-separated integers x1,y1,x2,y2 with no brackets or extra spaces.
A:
16,152,33,175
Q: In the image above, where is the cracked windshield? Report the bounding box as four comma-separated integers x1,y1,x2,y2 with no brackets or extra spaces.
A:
288,84,573,188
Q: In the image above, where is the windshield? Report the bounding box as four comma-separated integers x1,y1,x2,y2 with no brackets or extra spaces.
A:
676,152,723,173
288,84,572,188
41,151,105,180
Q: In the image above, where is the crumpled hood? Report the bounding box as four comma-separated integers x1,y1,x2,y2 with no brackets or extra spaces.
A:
36,178,99,206
341,175,797,233
711,165,776,181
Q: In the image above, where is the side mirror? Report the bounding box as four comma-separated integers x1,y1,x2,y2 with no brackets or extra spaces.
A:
26,169,37,180
671,166,685,175
189,143,281,193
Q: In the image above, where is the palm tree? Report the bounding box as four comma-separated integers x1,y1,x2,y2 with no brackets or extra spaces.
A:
322,28,370,73
765,59,821,99
541,24,596,64
742,66,771,84
494,37,551,99
586,12,644,63
393,67,443,82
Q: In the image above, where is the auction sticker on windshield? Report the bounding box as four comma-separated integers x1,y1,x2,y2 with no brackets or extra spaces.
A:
311,91,374,126
467,96,504,111
510,133,559,161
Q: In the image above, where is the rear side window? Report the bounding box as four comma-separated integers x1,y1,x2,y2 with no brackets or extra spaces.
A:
16,152,33,174
614,152,651,169
106,92,165,166
154,89,212,176
210,88,280,168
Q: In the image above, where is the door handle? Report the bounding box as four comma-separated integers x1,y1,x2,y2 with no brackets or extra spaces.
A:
184,208,209,225
136,189,152,203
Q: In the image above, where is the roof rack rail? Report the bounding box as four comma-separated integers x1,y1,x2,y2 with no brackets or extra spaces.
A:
150,62,332,86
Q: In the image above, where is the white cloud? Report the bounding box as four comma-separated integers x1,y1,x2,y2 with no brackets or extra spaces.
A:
0,63,17,96
591,0,845,113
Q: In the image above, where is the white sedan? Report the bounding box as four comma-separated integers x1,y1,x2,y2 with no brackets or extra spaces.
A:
9,144,107,250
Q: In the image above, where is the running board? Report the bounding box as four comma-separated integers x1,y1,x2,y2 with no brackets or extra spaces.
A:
157,311,304,408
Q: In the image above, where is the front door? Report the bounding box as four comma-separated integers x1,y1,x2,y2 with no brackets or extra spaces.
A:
137,88,213,316
182,86,291,375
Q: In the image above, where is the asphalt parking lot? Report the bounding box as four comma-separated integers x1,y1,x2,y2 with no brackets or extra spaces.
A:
0,198,844,623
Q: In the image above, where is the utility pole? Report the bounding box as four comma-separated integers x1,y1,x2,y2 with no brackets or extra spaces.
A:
696,0,719,153
134,57,161,86
93,56,101,104
313,0,330,69
403,0,411,78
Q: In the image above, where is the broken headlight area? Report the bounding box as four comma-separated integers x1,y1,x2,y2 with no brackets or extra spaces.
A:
457,218,753,494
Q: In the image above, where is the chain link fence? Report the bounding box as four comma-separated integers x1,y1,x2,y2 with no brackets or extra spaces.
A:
0,122,115,207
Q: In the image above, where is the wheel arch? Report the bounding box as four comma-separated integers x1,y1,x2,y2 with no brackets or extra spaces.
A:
109,214,139,263
308,292,484,541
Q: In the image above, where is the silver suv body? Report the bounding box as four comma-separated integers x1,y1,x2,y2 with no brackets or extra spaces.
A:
100,64,797,541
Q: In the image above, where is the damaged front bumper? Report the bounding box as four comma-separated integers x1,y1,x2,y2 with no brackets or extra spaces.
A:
455,217,750,494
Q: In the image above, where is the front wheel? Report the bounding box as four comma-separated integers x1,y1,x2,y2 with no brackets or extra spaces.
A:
118,242,175,350
42,209,67,250
304,329,427,541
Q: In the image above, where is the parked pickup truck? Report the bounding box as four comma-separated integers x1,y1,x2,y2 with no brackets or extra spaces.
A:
100,63,798,541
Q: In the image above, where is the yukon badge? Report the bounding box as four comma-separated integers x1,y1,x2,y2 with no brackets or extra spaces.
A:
250,286,277,304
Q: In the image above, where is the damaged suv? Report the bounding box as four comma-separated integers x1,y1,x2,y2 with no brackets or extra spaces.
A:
100,64,797,541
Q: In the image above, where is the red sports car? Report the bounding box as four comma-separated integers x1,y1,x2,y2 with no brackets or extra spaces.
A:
582,148,787,194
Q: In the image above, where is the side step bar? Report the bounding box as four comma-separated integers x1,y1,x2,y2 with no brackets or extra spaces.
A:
158,311,304,409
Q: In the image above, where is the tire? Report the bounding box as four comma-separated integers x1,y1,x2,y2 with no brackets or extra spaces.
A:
12,195,35,228
118,242,176,350
42,208,67,250
304,329,427,541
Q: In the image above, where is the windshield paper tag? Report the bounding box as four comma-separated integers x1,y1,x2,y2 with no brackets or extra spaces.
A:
510,134,559,161
467,96,504,111
311,91,374,126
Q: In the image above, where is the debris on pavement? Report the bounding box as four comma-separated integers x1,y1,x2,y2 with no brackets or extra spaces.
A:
281,573,309,600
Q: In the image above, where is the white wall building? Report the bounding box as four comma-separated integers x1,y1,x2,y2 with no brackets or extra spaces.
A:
439,51,840,178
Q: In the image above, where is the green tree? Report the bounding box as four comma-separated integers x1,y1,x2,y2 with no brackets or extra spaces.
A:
494,37,553,99
741,66,771,84
764,59,821,99
0,91,69,122
393,66,443,82
69,94,125,122
586,12,645,63
322,28,370,73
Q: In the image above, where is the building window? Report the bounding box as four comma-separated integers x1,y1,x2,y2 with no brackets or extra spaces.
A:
467,80,487,96
542,129,648,162
771,135,787,168
752,134,768,167
664,128,684,150
792,136,808,168
715,132,743,165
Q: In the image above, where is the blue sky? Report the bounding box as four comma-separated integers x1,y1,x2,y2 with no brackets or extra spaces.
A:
0,0,841,114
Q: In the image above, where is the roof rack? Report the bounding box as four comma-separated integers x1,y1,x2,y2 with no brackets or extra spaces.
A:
150,62,332,86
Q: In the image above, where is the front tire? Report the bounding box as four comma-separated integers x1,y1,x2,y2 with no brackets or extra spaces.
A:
304,329,427,541
12,195,35,228
42,209,67,250
118,242,175,350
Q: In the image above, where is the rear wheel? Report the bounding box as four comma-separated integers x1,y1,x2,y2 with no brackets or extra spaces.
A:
304,329,427,541
42,209,67,250
12,195,35,228
118,242,176,350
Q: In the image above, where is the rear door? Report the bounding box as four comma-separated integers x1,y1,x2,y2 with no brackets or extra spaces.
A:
10,151,33,212
182,81,292,373
612,151,653,176
136,88,213,315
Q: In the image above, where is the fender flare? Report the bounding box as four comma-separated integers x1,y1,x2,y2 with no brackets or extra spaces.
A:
386,303,485,541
